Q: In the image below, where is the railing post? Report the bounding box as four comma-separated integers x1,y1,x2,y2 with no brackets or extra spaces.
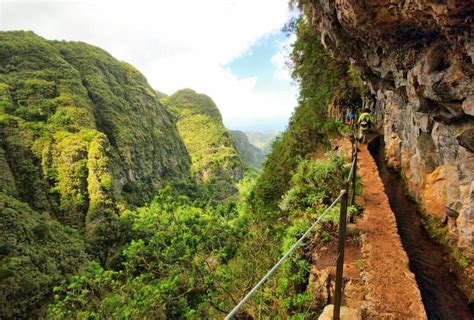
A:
333,187,348,320
350,152,357,207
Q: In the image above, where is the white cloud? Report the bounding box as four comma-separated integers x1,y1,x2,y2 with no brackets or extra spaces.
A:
0,0,297,130
271,34,295,82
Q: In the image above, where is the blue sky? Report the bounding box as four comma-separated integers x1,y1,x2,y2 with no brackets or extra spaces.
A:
227,33,290,92
224,32,296,131
0,0,298,132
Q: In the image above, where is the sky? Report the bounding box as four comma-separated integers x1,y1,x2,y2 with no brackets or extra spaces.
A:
0,0,298,131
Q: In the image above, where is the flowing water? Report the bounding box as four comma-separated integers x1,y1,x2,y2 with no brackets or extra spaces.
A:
368,137,473,320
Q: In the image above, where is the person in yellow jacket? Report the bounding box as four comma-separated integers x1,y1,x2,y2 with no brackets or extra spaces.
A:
358,108,374,143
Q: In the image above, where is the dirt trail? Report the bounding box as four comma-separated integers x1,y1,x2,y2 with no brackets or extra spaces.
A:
357,142,427,319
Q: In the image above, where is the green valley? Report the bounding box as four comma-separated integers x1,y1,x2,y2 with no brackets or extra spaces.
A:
4,0,470,316
0,27,359,319
244,130,280,155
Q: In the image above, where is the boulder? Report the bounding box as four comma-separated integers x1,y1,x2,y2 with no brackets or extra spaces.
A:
318,304,360,320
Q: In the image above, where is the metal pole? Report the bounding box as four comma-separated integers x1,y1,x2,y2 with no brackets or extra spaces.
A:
333,186,348,320
350,152,357,207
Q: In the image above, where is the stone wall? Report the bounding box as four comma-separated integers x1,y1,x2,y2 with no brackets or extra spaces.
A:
310,0,473,251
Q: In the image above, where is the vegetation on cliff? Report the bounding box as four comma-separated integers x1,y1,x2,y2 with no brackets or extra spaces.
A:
0,194,89,318
0,5,364,317
0,31,193,317
253,5,363,207
162,89,243,200
229,130,266,169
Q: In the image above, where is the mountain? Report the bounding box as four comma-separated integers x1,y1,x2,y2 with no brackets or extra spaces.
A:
245,130,280,155
0,31,193,317
161,89,244,199
230,130,266,169
0,31,192,218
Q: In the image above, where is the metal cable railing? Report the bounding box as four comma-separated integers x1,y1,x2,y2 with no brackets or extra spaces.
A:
225,190,345,320
225,144,358,320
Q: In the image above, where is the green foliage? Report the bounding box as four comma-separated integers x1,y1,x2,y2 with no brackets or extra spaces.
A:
280,155,347,213
45,149,349,319
0,146,17,196
254,22,341,206
0,31,194,317
162,89,243,200
239,155,350,318
48,186,245,318
254,5,364,207
0,193,89,318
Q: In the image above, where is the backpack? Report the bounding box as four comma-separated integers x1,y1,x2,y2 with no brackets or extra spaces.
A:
359,113,372,129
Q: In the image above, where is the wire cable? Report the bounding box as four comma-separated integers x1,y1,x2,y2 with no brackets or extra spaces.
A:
225,190,346,320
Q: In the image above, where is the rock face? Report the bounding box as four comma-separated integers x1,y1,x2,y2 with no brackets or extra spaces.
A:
310,1,473,251
318,304,360,320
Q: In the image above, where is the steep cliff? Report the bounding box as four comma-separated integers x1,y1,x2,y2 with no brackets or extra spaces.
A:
162,89,244,199
229,130,266,169
0,31,191,224
304,1,473,252
0,31,193,315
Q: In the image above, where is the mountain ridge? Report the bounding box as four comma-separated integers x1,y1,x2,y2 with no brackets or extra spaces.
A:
161,88,244,199
229,130,266,169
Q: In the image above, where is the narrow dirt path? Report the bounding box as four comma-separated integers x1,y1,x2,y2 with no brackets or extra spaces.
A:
357,142,427,319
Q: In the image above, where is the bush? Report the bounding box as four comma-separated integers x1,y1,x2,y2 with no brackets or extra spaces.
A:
0,194,89,318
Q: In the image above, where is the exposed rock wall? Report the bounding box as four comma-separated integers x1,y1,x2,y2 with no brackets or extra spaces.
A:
310,0,473,251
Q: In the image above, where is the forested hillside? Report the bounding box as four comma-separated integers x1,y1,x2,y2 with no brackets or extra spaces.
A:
1,8,364,319
0,31,193,317
229,130,266,169
162,89,244,199
44,4,365,317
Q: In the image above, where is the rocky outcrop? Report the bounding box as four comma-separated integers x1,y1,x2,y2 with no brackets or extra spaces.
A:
310,1,473,252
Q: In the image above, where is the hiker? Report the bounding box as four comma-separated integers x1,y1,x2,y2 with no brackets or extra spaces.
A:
358,108,373,143
347,109,356,125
